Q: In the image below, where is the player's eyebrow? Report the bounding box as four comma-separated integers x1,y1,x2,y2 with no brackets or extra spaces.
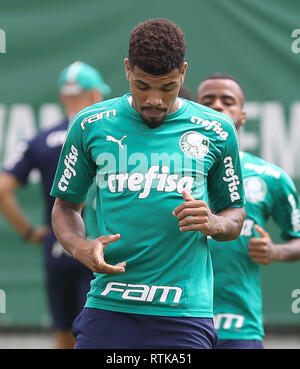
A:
161,81,178,87
200,93,235,100
134,80,149,86
134,80,178,87
221,95,235,100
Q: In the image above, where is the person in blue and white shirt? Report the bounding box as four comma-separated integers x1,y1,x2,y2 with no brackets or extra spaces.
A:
0,61,111,349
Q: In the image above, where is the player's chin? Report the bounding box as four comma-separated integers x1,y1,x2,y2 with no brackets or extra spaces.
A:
141,115,167,129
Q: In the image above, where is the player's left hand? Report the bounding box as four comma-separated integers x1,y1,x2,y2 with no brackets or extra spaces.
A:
248,224,275,265
172,190,220,236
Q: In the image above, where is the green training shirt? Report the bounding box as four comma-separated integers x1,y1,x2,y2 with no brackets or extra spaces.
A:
209,151,300,339
51,93,244,317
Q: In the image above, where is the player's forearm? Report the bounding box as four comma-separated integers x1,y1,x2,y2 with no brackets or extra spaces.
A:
0,191,33,237
0,173,32,237
211,207,246,242
272,239,300,262
51,198,86,257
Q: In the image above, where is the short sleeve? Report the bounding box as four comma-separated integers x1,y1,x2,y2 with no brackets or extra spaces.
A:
207,121,244,213
3,140,34,184
271,171,300,240
50,115,97,204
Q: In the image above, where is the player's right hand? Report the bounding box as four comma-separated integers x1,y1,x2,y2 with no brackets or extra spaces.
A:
73,233,126,274
28,225,51,245
248,224,275,265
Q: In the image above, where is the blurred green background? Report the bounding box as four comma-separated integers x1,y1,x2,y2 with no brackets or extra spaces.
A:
0,0,300,329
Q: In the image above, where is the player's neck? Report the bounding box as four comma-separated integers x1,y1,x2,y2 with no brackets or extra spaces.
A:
169,98,179,114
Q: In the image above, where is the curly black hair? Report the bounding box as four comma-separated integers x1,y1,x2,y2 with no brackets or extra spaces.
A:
128,18,186,75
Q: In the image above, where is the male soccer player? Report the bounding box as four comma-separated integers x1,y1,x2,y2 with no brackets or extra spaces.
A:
50,19,245,349
0,61,111,348
82,82,195,239
196,73,300,349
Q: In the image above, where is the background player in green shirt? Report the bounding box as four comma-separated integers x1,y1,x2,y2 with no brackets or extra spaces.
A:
50,19,245,349
197,73,300,349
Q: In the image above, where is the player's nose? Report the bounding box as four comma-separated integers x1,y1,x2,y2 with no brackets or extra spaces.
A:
145,90,163,106
211,99,224,112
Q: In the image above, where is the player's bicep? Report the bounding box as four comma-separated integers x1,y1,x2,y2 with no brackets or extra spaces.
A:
272,174,300,239
53,197,85,213
0,172,21,194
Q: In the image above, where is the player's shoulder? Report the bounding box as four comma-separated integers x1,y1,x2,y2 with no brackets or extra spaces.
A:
186,100,235,127
184,100,238,139
68,96,122,132
25,119,67,147
33,118,67,136
241,151,293,184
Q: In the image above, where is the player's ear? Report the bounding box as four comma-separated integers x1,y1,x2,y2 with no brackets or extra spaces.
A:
179,62,188,84
239,110,247,127
124,58,131,81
